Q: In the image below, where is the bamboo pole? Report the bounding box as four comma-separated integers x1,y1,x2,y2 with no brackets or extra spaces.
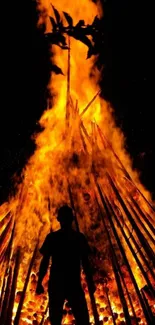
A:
0,272,6,315
6,248,21,325
127,198,155,248
126,200,155,273
0,219,15,266
95,195,132,325
102,215,140,325
79,122,88,153
67,36,70,102
128,199,155,246
0,218,13,257
95,180,153,325
75,99,78,115
111,249,132,325
39,303,49,325
95,123,106,149
67,182,79,232
0,211,11,231
96,124,155,212
14,243,38,325
104,287,117,325
129,195,155,237
66,36,71,128
0,222,15,312
141,289,155,323
80,121,91,144
107,174,155,264
114,201,155,280
144,210,154,225
0,266,12,325
80,90,100,117
105,193,155,292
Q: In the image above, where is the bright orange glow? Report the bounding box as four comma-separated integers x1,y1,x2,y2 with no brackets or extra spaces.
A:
0,1,154,324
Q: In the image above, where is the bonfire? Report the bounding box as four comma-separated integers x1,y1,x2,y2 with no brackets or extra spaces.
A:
0,1,155,325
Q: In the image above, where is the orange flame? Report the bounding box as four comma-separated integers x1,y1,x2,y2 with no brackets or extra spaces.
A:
0,1,154,324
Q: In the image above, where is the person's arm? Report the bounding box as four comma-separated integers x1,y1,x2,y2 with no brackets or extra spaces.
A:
36,254,50,294
82,254,96,293
81,235,96,293
36,234,51,295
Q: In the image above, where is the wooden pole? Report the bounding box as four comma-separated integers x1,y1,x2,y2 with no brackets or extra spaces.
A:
6,248,21,325
80,90,100,117
66,36,71,128
96,124,155,213
107,173,155,263
95,180,153,325
96,195,139,325
14,243,38,325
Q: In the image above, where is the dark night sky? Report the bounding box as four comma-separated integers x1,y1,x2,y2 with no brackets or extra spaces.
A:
0,0,154,203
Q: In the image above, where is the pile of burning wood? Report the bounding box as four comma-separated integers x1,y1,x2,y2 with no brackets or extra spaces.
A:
0,3,155,323
0,116,155,325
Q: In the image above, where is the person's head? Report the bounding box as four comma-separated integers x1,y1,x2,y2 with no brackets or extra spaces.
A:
57,205,74,229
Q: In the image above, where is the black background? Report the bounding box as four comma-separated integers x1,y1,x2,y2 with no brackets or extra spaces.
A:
0,0,154,204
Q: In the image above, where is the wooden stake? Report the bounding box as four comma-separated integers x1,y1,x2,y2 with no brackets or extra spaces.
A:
80,90,100,117
14,243,38,325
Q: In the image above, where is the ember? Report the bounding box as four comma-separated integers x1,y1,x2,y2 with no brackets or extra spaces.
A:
0,0,155,325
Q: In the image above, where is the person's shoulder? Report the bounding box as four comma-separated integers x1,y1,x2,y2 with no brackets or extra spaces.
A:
76,231,87,242
42,230,59,245
78,231,86,238
51,229,62,238
47,229,61,236
78,231,84,237
39,232,53,255
43,232,53,242
70,229,82,236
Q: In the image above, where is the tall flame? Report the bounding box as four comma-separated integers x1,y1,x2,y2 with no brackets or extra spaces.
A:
4,0,150,249
0,1,154,324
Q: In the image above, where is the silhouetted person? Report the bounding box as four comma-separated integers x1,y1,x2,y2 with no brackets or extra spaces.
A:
36,205,95,325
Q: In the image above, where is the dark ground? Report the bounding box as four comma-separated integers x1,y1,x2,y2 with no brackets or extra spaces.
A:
0,0,154,204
